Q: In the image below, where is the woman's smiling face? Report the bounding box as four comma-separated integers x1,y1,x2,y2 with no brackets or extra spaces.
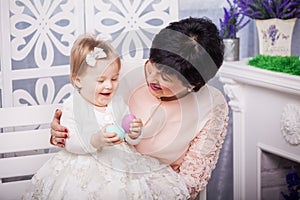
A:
144,61,189,99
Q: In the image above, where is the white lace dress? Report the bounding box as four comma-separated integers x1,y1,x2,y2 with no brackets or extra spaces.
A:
22,93,189,200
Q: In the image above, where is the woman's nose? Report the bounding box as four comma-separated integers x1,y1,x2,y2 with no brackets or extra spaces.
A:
147,73,159,83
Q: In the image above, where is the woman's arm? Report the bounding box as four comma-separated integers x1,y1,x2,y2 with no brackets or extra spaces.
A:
179,103,229,199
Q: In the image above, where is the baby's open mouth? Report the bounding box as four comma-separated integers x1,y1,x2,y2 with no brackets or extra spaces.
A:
100,92,111,96
149,83,161,91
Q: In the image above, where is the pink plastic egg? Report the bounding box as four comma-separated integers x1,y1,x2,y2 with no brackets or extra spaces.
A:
122,114,136,133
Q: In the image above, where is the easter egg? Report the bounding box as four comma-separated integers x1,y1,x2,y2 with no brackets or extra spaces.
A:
106,124,125,140
122,114,136,133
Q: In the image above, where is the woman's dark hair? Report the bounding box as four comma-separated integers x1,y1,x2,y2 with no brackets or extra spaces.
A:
149,17,224,92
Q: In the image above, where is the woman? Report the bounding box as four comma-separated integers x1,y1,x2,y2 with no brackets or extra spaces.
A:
50,17,229,199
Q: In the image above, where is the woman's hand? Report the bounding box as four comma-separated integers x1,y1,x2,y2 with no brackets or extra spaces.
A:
50,109,69,148
128,118,143,139
90,124,123,149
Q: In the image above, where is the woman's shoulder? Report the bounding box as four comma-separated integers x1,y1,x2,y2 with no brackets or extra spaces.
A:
206,85,227,104
205,85,229,117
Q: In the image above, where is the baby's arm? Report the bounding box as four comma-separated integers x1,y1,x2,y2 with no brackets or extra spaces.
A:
60,102,93,154
178,103,229,199
61,100,122,154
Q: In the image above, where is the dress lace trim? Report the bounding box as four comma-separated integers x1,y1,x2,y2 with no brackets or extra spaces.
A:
179,102,229,199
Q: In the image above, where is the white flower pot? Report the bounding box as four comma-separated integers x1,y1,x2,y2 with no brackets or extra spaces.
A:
223,38,240,61
255,18,297,56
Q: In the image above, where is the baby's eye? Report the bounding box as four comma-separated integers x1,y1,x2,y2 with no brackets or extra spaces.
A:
97,80,104,83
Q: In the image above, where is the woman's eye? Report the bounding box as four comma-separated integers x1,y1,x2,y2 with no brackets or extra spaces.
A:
112,78,118,81
162,77,168,81
161,74,170,81
97,80,104,83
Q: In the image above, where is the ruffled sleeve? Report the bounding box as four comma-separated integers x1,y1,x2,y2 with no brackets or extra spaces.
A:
63,92,99,154
179,101,229,199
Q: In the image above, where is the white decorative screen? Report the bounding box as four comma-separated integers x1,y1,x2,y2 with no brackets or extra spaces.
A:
86,0,178,60
0,0,84,108
0,0,178,108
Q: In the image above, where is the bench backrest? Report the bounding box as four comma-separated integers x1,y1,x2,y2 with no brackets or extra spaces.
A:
0,104,61,200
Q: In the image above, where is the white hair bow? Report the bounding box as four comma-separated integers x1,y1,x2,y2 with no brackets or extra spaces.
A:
86,47,106,67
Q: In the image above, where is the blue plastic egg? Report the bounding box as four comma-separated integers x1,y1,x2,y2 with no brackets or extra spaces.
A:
106,124,125,140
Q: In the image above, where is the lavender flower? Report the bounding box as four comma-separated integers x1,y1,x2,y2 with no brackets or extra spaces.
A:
281,167,300,200
237,0,300,19
268,25,279,45
219,0,250,38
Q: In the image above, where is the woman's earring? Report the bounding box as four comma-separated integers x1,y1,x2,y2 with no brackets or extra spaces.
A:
187,87,193,92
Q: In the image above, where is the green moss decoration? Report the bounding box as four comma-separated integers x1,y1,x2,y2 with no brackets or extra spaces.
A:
248,55,300,76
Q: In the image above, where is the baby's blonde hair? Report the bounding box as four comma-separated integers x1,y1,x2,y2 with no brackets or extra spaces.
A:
70,34,120,84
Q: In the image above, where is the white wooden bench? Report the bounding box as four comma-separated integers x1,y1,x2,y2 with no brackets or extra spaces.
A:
0,104,61,200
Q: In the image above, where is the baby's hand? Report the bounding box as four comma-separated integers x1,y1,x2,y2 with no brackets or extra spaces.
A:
91,124,123,149
128,118,143,139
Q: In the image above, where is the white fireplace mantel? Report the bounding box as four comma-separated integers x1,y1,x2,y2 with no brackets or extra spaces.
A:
218,59,300,200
